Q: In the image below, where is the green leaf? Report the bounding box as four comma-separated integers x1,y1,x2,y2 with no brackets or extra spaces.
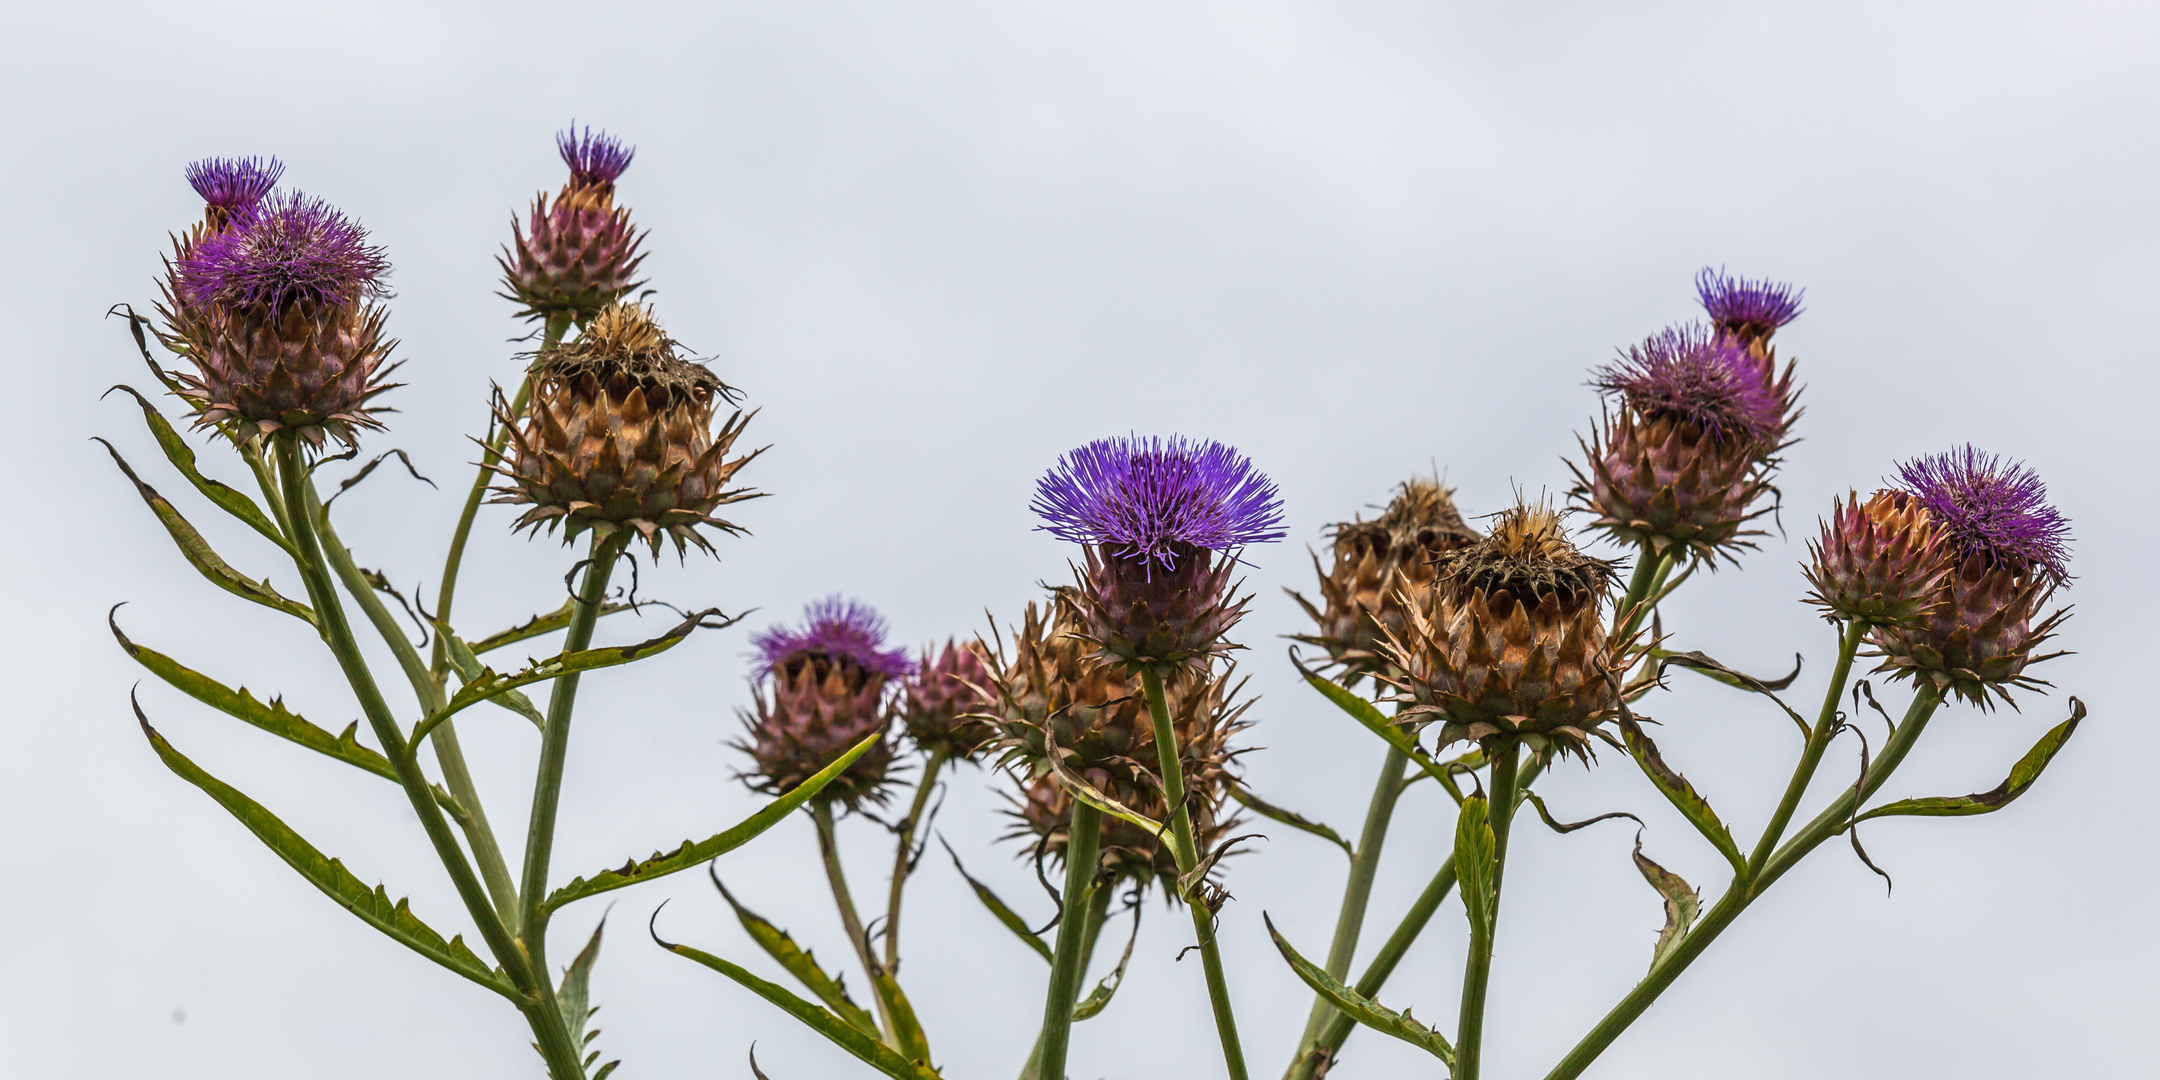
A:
651,916,941,1080
1454,796,1496,934
1652,649,1810,736
938,836,1050,962
1228,781,1353,859
711,877,879,1039
1617,717,1748,881
135,694,514,999
469,599,639,655
97,438,316,627
1631,833,1699,972
542,732,880,913
1072,905,1139,1022
113,610,397,783
107,385,294,554
108,303,189,395
872,968,932,1067
1856,697,2085,823
435,623,544,730
1037,729,1167,834
415,607,721,744
557,916,606,1046
1264,913,1453,1065
1295,664,1460,789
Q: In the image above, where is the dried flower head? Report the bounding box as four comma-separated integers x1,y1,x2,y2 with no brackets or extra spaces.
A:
1695,266,1804,346
1291,477,1479,681
184,156,284,228
1033,435,1285,667
1872,447,2074,708
735,597,906,809
500,125,650,325
900,639,998,760
491,302,761,555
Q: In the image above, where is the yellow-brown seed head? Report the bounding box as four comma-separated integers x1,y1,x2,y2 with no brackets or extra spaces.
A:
1291,477,1479,682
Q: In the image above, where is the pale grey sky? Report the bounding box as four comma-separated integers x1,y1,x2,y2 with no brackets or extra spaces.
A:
3,2,2155,1078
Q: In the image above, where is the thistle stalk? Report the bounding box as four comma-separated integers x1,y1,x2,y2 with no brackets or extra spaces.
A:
1453,738,1522,1080
1287,745,1410,1071
813,800,899,1045
884,747,951,972
1034,798,1103,1080
1141,664,1248,1080
1746,619,1869,879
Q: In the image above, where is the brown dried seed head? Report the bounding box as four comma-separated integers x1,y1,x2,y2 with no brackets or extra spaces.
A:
1292,477,1480,681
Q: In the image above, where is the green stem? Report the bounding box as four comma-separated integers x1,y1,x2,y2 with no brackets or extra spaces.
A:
1746,620,1869,880
272,437,583,1077
1141,665,1248,1080
813,800,898,1045
1540,683,1943,1080
516,528,625,977
884,747,951,973
1616,548,1677,646
1289,746,1411,1064
1454,739,1521,1080
1021,885,1116,1080
308,488,521,934
430,311,566,686
1035,799,1103,1080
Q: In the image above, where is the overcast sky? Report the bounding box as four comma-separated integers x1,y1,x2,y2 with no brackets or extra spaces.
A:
4,2,2156,1078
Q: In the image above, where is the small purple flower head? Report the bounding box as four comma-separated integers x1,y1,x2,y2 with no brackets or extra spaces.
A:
557,124,634,189
752,596,916,681
1894,446,2072,585
1695,266,1805,341
180,191,389,312
1592,323,1783,442
1032,435,1286,570
184,156,284,215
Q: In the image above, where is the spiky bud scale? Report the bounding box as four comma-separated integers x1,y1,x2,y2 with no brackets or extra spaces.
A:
900,639,998,760
1803,490,1952,628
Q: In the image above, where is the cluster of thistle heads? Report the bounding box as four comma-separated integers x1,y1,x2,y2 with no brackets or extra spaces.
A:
152,135,2075,888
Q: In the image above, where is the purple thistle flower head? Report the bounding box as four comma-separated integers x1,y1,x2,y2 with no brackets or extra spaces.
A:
557,125,634,188
1695,266,1805,339
184,156,284,213
751,596,916,680
1032,435,1287,570
180,191,389,312
1894,446,2072,585
1593,322,1784,441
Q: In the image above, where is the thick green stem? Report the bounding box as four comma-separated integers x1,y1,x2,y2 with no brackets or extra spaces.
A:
1615,548,1677,646
272,438,583,1077
1035,800,1104,1080
517,529,624,977
884,747,951,972
1540,684,1943,1080
813,800,898,1045
1290,746,1411,1064
1746,620,1869,880
1020,885,1116,1080
1454,739,1521,1080
1141,665,1248,1080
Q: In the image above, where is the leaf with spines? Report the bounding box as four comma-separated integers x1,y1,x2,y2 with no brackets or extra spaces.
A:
542,733,879,913
435,622,544,730
470,598,639,655
1855,698,2084,823
1265,914,1453,1065
870,967,932,1067
557,917,606,1049
1294,660,1465,789
416,607,729,744
711,876,878,1038
1617,714,1749,880
1652,648,1810,735
938,836,1050,962
136,695,514,999
1228,781,1352,859
1455,796,1496,934
1632,833,1700,972
107,384,294,553
98,439,315,626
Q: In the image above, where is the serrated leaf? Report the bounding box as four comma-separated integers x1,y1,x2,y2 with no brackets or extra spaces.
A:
416,607,722,744
939,836,1050,962
98,438,315,627
1632,834,1700,972
652,920,941,1080
1617,717,1748,881
435,623,544,730
557,917,606,1047
1264,914,1453,1065
107,385,293,554
542,732,879,913
1228,781,1353,859
1294,662,1460,788
1856,698,2084,823
712,878,879,1038
135,694,514,999
1072,905,1139,1022
1454,796,1496,933
871,967,932,1066
1653,648,1810,736
469,599,638,655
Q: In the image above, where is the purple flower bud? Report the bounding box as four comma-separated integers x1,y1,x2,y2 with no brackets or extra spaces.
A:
184,156,284,216
1032,435,1286,571
1894,446,2072,586
1695,266,1804,343
557,124,635,189
1592,323,1783,444
181,191,389,313
751,596,916,681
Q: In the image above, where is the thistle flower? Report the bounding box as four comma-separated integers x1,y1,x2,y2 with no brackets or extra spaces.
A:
1803,490,1952,628
987,594,1248,887
900,639,998,761
183,155,284,231
490,302,762,556
1695,266,1805,349
499,125,648,325
163,191,399,447
1290,477,1479,682
735,597,911,809
1381,502,1624,762
1872,447,2073,708
1571,323,1789,564
1032,435,1285,668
